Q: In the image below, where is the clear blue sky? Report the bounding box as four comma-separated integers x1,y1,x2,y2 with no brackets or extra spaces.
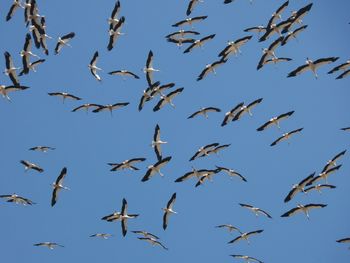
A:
0,0,349,262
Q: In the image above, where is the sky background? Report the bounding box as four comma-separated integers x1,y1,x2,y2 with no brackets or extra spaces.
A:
0,0,349,262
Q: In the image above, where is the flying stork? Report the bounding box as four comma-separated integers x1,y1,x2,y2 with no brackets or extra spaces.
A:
321,150,346,173
88,51,102,81
71,103,101,113
230,255,263,263
215,224,242,234
287,57,339,79
92,102,129,116
304,184,336,194
281,203,327,219
218,35,252,59
144,50,160,86
189,143,219,161
256,111,294,131
215,166,247,182
183,34,216,54
138,237,168,250
172,16,208,28
107,16,125,51
0,193,35,205
239,203,272,218
20,33,39,75
306,165,342,186
6,0,24,21
284,172,315,203
232,98,263,121
265,1,289,30
197,58,227,81
141,156,172,182
270,128,303,146
186,0,203,16
51,167,69,207
257,37,283,70
228,229,264,244
221,102,244,126
109,158,146,172
55,32,76,55
162,193,177,230
175,167,219,182
166,29,199,39
33,242,64,249
153,87,184,112
0,85,29,101
188,107,221,119
281,25,308,46
108,0,121,30
132,230,160,240
281,3,313,34
90,233,113,239
29,146,55,152
108,69,140,80
48,92,82,103
152,124,167,161
20,160,44,173
4,51,20,86
120,198,139,236
18,59,45,76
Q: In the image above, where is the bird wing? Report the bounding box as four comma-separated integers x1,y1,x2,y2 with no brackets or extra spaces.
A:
186,0,198,16
162,210,170,230
153,97,166,112
167,193,176,210
270,134,286,146
281,207,302,217
121,217,128,236
313,57,339,69
284,187,300,203
287,64,310,77
56,167,67,185
51,187,61,207
110,0,121,20
336,69,350,79
90,51,99,67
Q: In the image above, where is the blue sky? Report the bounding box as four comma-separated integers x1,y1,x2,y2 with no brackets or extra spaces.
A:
0,0,349,262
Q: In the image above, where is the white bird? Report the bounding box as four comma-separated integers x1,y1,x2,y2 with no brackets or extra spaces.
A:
4,51,20,86
239,203,272,218
306,165,342,186
215,224,242,234
270,128,303,146
162,193,177,230
221,102,244,126
232,98,263,121
281,25,308,46
197,58,227,81
29,146,55,152
141,156,172,182
90,233,113,239
92,102,129,116
152,124,167,161
257,111,294,131
138,237,168,250
0,85,29,101
109,158,146,172
55,32,75,55
218,35,252,59
34,242,64,249
284,172,315,203
183,34,216,54
20,160,44,173
120,198,139,236
257,37,283,70
228,229,264,244
281,203,327,219
188,107,221,119
48,92,81,103
88,51,102,81
6,0,24,21
186,0,203,16
321,150,346,173
172,16,208,28
144,50,160,86
107,16,125,51
189,143,219,161
153,87,184,112
108,69,140,80
0,193,35,205
215,166,247,182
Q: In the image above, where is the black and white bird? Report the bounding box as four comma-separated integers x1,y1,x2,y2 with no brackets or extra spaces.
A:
243,25,266,35
306,165,342,186
262,57,292,68
48,92,81,103
197,58,227,81
230,255,263,263
207,143,231,156
90,233,113,239
281,25,308,46
109,158,146,172
239,203,272,218
188,107,221,119
149,82,175,98
138,82,160,111
107,16,125,51
215,166,247,182
18,59,45,76
108,69,140,80
4,51,20,86
6,0,23,21
144,50,160,87
232,98,263,121
71,103,101,113
287,57,339,79
162,193,177,230
0,193,35,205
281,3,313,34
321,150,346,173
189,143,219,161
257,111,294,131
221,102,244,126
132,230,160,240
0,85,29,101
88,51,102,81
304,184,336,194
152,124,167,161
183,34,216,54
51,167,69,207
166,29,199,39
54,32,75,55
153,87,184,112
218,35,252,59
141,156,172,182
257,37,283,70
92,102,129,115
175,167,219,183
108,0,121,30
328,60,350,75
33,242,64,249
29,146,55,152
281,204,327,219
284,172,315,203
228,229,264,244
336,69,350,80
186,0,203,16
215,224,242,233
120,198,139,236
266,0,289,30
172,16,208,27
138,237,168,250
270,128,303,146
20,33,39,75
167,37,196,47
259,20,291,42
20,160,44,173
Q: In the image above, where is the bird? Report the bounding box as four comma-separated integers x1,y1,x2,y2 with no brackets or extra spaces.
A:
194,170,221,187
328,60,350,74
281,25,308,46
340,127,350,131
0,193,35,205
152,124,167,161
92,102,129,116
306,165,342,186
321,150,346,173
0,85,29,101
144,50,160,86
186,0,203,16
165,30,200,39
218,35,252,59
304,184,336,194
243,25,266,35
167,37,196,47
131,230,160,240
232,98,263,121
228,229,264,244
189,143,219,161
153,87,184,112
48,92,82,103
336,238,350,244
221,102,244,126
215,166,247,182
206,144,231,156
149,82,175,98
20,33,39,75
230,255,263,263
172,16,208,27
33,242,64,249
107,16,125,51
54,32,75,55
197,58,227,81
29,146,55,152
183,34,216,54
71,103,101,113
51,167,69,207
281,3,313,34
109,158,146,172
6,0,24,21
18,59,45,76
188,107,221,119
281,204,327,219
89,233,113,239
336,69,350,79
108,0,121,30
88,51,102,81
4,51,20,86
259,20,291,42
141,156,172,182
239,203,272,219
120,198,139,236
256,111,294,131
266,1,289,30
101,211,122,222
20,160,44,173
138,237,168,250
138,82,160,111
270,128,303,146
163,193,177,230
108,69,140,80
262,57,292,68
284,172,315,203
215,224,242,234
257,37,283,70
287,57,339,79
175,167,219,182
